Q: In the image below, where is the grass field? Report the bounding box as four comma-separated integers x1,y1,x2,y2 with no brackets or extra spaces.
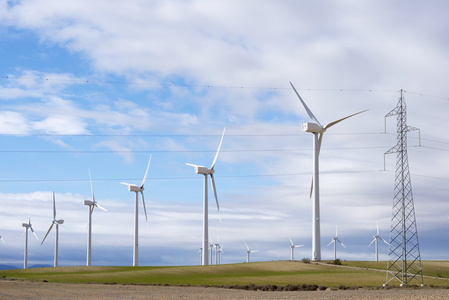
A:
1,260,449,288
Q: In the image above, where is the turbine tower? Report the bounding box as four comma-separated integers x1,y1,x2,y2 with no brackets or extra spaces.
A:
327,226,346,260
84,170,107,267
244,242,258,263
41,192,65,267
22,218,38,269
186,128,225,266
121,155,151,267
384,90,424,286
290,82,366,261
368,224,389,261
288,237,304,261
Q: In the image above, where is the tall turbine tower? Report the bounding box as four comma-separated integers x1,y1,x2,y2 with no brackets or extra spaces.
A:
41,192,64,267
384,90,423,286
186,128,225,266
84,170,107,266
290,82,366,261
22,218,38,269
244,242,258,263
288,237,304,261
368,224,389,261
327,226,346,260
121,156,151,267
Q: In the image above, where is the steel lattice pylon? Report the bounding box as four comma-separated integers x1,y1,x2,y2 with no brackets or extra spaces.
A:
384,90,424,286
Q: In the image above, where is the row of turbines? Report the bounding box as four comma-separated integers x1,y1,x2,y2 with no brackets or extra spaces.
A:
1,82,386,268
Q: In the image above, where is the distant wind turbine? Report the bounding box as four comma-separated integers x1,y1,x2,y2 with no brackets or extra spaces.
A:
186,128,225,266
41,192,64,267
290,82,367,261
22,218,38,269
121,155,151,267
244,242,258,263
327,226,346,260
369,224,389,261
288,237,304,261
84,170,107,266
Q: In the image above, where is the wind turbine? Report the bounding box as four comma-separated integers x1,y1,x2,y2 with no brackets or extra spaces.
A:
290,82,366,261
41,192,64,267
244,242,258,263
186,128,225,266
288,237,304,261
327,226,346,260
84,170,107,266
369,224,389,261
121,156,151,267
22,218,38,269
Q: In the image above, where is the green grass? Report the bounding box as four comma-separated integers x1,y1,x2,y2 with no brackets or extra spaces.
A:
1,261,449,288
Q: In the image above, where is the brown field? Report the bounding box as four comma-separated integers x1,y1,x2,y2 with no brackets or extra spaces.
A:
1,280,449,300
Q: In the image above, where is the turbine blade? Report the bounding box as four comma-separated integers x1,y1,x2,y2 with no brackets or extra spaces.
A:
186,163,200,168
317,132,324,157
141,191,148,223
88,169,94,201
295,245,304,248
96,203,108,212
368,238,376,247
41,223,54,245
327,240,334,247
141,155,152,188
376,223,379,235
120,182,134,187
289,82,322,127
0,237,5,244
244,241,249,251
309,177,313,198
30,226,39,240
210,174,221,222
53,191,56,220
379,237,390,245
323,110,368,131
288,237,294,246
210,127,226,170
337,239,346,248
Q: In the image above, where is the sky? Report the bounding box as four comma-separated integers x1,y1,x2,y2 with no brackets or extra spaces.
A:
0,0,449,268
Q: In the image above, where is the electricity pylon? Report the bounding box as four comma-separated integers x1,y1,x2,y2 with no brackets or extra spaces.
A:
384,89,424,287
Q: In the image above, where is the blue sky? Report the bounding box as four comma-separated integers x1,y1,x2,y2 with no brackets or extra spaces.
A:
1,0,449,267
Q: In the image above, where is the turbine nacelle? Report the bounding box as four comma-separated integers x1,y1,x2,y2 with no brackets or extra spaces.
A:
122,183,143,192
302,122,323,133
188,164,214,175
22,223,29,228
54,219,64,225
83,200,94,206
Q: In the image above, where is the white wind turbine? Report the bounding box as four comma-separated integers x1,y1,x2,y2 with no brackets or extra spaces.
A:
288,237,304,261
290,82,367,261
327,226,346,260
121,156,151,267
369,224,389,261
41,192,64,267
244,242,258,263
186,128,225,266
84,170,107,267
22,218,38,269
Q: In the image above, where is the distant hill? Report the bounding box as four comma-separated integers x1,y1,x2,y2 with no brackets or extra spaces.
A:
0,264,20,270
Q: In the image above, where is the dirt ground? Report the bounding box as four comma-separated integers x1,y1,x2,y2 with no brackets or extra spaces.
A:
1,280,449,300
